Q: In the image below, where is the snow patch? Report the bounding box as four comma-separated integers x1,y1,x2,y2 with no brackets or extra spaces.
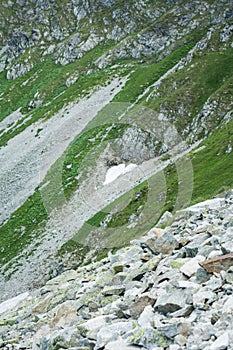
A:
104,163,137,185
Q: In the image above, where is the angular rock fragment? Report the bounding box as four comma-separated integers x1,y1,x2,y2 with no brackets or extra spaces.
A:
130,295,156,319
199,253,233,273
180,255,205,277
103,285,125,296
155,288,192,315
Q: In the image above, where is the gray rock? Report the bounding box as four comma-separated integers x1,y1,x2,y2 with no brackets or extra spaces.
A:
157,211,173,227
174,334,187,346
210,331,229,350
158,324,178,339
171,305,194,318
225,267,233,284
180,255,205,277
195,268,211,283
102,285,125,296
155,287,192,315
130,294,156,319
117,126,160,163
138,305,154,327
127,255,162,281
105,338,138,350
184,233,211,257
108,272,127,286
193,289,217,308
109,246,143,266
153,232,179,255
6,62,33,79
127,327,168,349
95,321,133,350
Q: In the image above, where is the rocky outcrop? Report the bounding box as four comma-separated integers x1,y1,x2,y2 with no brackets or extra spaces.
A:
115,126,163,163
1,191,233,349
1,0,233,78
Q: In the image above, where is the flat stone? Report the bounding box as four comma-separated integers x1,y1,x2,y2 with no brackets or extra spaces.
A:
138,305,154,327
130,294,156,319
127,326,168,348
112,263,124,273
155,288,192,315
184,233,211,257
158,324,178,339
180,255,205,277
0,292,29,315
50,301,78,328
45,269,79,286
153,232,179,255
128,255,162,281
225,268,233,284
193,290,217,308
147,227,165,239
105,338,138,350
195,267,211,283
210,331,229,350
81,315,109,332
108,272,127,286
199,253,233,273
32,293,53,314
109,246,143,266
171,305,194,318
174,334,187,346
169,345,180,350
95,321,133,350
222,296,233,313
102,285,125,296
172,280,200,291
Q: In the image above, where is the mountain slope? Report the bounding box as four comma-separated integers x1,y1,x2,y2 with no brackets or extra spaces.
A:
0,0,233,302
1,193,233,350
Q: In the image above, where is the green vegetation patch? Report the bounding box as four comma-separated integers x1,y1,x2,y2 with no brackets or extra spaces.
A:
144,47,233,134
0,190,48,266
191,119,233,203
112,30,206,104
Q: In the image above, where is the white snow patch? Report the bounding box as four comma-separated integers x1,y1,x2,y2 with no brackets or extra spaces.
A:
104,163,137,185
0,292,29,315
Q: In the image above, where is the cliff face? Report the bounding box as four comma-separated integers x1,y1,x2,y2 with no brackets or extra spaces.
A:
0,0,233,306
1,1,232,77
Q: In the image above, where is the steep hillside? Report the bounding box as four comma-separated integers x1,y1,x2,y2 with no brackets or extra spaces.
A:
1,193,233,350
0,0,233,302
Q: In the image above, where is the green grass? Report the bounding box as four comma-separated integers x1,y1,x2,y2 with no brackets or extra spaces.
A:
0,190,48,267
191,120,233,202
112,40,199,104
86,184,149,229
56,239,90,269
72,166,177,249
144,47,233,133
